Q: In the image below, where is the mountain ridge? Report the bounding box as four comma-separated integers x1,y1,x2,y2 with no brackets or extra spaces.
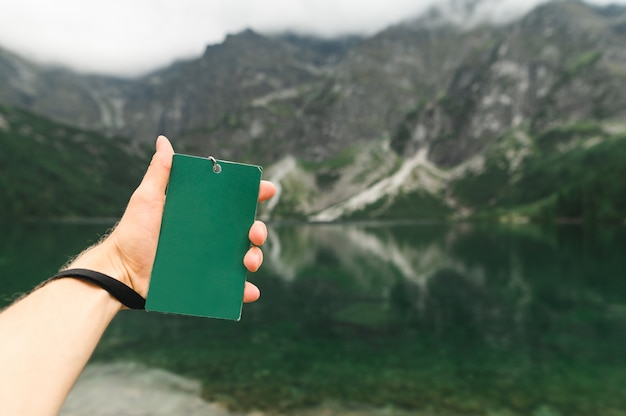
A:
1,0,626,221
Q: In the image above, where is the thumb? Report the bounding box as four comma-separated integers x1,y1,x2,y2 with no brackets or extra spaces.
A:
139,135,175,196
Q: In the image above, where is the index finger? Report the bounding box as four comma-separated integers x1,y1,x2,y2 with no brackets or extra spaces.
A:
258,180,276,202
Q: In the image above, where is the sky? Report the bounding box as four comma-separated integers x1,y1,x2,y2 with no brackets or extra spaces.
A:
0,0,623,77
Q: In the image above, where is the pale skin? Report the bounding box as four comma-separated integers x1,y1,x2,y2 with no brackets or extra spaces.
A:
0,136,276,416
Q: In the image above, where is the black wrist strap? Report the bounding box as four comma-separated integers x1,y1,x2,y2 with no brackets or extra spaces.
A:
48,268,146,309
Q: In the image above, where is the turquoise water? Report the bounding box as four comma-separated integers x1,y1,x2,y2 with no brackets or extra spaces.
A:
1,222,626,415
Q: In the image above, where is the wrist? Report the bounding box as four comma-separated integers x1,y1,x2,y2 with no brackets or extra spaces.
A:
65,238,133,296
47,275,124,315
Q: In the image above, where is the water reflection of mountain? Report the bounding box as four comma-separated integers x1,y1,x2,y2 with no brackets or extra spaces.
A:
263,222,626,348
2,222,625,414
83,223,626,414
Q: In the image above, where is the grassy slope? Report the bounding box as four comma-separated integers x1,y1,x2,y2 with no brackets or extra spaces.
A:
452,123,626,222
0,104,150,219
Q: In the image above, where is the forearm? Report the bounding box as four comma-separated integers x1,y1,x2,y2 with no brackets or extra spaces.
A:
0,276,121,415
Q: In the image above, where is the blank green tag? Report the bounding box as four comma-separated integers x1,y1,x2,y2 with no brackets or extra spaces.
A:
146,154,262,320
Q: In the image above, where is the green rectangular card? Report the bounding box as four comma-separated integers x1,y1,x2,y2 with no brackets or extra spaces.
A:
146,153,262,320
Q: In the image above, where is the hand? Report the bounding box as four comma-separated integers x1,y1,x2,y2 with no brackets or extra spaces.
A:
68,135,276,306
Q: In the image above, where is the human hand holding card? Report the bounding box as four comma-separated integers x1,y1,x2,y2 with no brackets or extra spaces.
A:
146,154,262,320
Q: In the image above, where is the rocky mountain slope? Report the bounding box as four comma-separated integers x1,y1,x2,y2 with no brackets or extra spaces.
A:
1,0,626,221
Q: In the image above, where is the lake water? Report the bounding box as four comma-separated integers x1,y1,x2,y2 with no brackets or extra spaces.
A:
1,221,626,415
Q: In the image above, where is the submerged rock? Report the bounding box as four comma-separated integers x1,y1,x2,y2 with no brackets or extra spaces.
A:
60,362,238,416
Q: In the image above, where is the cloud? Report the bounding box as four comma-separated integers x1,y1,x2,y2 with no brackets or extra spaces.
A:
0,0,622,77
432,0,551,27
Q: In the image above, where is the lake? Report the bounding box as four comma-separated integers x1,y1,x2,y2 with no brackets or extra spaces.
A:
1,221,625,415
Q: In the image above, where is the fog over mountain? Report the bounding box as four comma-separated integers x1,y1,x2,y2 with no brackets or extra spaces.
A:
0,0,622,76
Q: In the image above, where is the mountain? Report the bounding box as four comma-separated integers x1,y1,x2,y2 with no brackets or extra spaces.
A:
0,47,133,134
265,0,626,222
1,0,626,221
